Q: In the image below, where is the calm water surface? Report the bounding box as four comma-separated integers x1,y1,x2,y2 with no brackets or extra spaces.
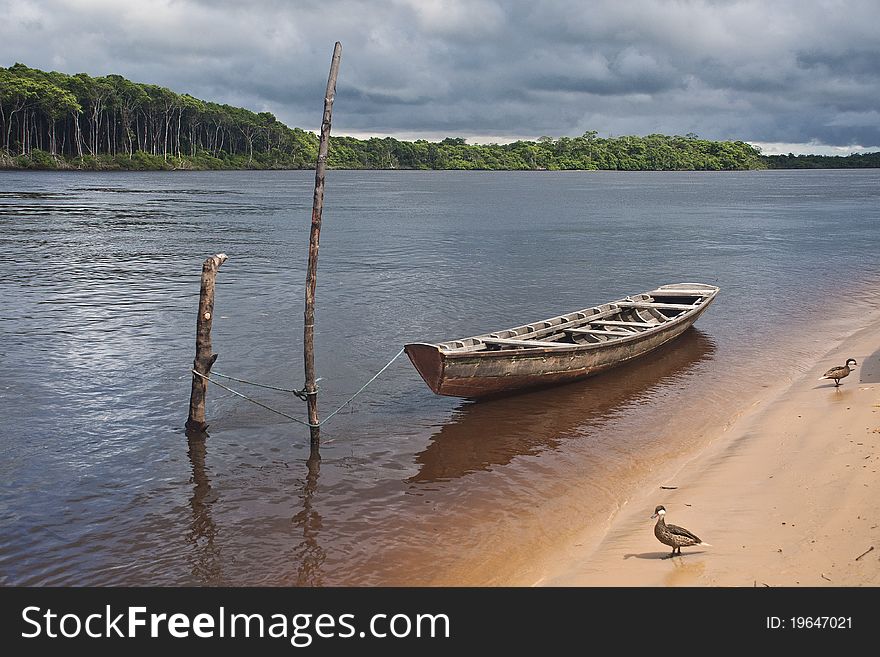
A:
1,169,878,585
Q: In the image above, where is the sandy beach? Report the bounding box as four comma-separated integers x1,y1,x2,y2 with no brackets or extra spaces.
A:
538,313,880,587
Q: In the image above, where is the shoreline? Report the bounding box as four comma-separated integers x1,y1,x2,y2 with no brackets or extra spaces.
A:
536,311,880,587
3,162,879,173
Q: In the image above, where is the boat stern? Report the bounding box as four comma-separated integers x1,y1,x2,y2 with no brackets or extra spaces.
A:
404,343,445,395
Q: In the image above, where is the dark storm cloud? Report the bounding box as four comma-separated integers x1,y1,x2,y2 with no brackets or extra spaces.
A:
2,0,879,151
797,48,880,79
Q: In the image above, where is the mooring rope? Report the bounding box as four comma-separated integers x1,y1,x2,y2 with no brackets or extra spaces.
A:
318,348,405,426
191,371,313,426
206,371,315,398
191,347,406,429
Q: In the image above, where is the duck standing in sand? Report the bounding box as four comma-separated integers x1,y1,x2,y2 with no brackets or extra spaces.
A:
819,358,857,387
651,505,710,558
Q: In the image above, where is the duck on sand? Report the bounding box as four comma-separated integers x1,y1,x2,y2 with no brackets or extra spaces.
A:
819,358,858,386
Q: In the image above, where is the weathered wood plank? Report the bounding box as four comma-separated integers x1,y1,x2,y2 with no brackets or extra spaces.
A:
648,289,715,296
617,301,698,311
566,328,632,337
492,306,624,342
480,337,573,349
589,320,656,329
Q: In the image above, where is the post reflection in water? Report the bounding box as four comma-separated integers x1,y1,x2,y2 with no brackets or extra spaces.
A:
186,432,327,586
410,329,717,484
290,443,325,586
186,432,222,583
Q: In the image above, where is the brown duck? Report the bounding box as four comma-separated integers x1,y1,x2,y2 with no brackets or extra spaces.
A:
651,505,710,557
819,358,857,386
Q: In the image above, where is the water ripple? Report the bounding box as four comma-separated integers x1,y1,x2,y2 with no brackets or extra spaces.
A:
1,169,879,585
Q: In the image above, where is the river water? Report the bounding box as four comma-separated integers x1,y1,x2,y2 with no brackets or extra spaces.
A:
1,169,878,585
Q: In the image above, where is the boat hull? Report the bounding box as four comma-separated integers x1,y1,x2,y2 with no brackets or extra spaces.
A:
405,285,717,398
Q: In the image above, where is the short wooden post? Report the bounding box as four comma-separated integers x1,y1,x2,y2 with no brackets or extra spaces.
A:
303,42,342,445
186,253,228,433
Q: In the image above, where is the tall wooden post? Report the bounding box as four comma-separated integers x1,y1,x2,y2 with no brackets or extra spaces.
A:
186,253,228,433
304,41,342,445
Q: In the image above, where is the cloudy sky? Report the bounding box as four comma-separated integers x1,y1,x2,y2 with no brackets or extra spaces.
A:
3,0,879,154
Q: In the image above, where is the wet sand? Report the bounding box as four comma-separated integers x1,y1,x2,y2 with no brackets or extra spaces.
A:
538,313,880,587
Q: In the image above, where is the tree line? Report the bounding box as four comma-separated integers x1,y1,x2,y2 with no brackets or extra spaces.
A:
765,152,880,169
1,63,875,171
327,132,765,171
0,63,317,169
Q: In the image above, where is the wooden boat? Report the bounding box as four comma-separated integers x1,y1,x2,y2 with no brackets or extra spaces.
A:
404,283,719,398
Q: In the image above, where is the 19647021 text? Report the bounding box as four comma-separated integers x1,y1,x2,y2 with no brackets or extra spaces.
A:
766,617,852,630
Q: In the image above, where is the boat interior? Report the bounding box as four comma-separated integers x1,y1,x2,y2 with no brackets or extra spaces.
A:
439,287,716,352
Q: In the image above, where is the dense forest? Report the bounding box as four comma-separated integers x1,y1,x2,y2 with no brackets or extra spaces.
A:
765,152,880,168
1,63,875,171
0,63,317,170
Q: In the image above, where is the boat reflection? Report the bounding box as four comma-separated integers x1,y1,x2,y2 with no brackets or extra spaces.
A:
409,329,716,483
